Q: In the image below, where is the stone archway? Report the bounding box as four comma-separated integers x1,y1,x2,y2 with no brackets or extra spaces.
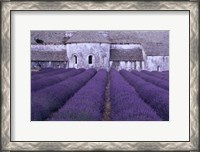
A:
72,54,78,68
87,54,95,68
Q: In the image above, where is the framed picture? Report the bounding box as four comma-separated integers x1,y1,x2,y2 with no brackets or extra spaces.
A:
1,0,199,151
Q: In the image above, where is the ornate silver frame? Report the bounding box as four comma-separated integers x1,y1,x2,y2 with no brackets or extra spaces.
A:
1,1,199,151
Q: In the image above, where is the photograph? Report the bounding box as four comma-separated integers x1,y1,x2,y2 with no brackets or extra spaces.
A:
1,0,198,150
31,30,169,121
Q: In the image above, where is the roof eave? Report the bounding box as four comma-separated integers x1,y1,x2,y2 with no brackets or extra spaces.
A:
66,42,110,44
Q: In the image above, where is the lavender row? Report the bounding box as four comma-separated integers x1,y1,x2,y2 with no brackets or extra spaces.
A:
132,70,169,91
120,70,169,120
31,71,39,75
161,71,169,77
31,69,97,121
110,69,161,121
31,68,71,81
31,69,85,92
40,68,54,71
49,69,107,121
142,70,169,81
32,68,62,76
31,68,55,75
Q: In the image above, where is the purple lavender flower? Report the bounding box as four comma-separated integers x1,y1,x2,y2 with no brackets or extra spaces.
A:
48,69,107,121
120,69,169,120
31,69,97,121
31,68,54,75
32,68,75,81
142,70,169,81
110,69,162,121
31,68,85,92
132,70,169,91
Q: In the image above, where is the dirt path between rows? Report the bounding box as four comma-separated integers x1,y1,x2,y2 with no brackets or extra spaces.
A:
102,79,111,121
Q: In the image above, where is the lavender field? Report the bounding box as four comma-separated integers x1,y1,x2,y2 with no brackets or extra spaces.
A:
31,68,169,121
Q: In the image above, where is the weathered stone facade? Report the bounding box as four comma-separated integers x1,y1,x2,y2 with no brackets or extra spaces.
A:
31,31,169,71
31,61,67,69
145,56,169,71
110,44,145,71
31,50,67,69
67,43,110,70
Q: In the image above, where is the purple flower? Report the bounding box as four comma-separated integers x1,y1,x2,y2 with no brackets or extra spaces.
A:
32,68,75,81
49,69,107,121
120,69,169,120
31,69,97,121
141,70,169,81
31,68,85,92
132,70,169,91
110,69,162,121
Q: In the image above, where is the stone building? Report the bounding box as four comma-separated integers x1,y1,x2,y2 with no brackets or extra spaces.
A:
31,31,169,71
66,31,110,70
31,51,67,68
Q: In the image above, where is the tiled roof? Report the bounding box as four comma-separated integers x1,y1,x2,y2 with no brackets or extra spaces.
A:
31,51,67,61
67,31,110,43
143,42,169,56
31,31,67,45
110,48,144,61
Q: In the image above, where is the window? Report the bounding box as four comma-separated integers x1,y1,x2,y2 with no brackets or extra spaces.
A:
74,55,77,64
140,61,142,69
88,55,92,64
157,66,160,71
163,56,165,62
134,61,136,69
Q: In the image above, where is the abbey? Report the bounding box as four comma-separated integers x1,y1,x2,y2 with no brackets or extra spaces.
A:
31,31,169,71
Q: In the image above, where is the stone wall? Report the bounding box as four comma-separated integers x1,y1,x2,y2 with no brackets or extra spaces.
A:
110,44,145,71
30,42,169,71
119,61,144,71
145,56,169,71
31,61,67,69
110,61,144,71
66,43,110,70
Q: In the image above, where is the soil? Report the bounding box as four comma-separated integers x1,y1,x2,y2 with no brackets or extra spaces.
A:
102,79,111,121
